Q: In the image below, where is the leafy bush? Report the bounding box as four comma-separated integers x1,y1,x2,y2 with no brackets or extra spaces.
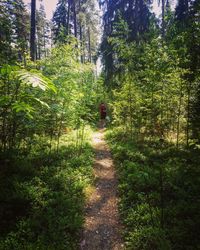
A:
0,138,94,250
106,129,200,250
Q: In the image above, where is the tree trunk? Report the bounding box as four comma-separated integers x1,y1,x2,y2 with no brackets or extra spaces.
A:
73,0,77,37
67,0,71,35
176,83,182,148
43,26,46,57
161,0,165,38
88,27,91,62
78,0,84,63
80,25,84,63
37,32,41,60
186,83,191,147
30,0,36,61
160,166,164,229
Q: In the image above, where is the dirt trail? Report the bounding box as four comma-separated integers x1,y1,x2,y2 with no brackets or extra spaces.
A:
80,130,124,250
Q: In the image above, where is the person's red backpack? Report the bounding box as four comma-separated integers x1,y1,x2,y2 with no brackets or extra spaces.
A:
100,103,106,119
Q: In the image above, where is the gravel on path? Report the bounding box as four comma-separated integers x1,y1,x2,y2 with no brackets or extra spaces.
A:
80,130,124,250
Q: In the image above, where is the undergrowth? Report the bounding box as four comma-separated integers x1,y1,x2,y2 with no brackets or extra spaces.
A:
0,133,94,250
106,128,200,250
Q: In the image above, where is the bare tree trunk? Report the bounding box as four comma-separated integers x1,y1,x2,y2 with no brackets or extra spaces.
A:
128,79,134,138
161,0,165,38
10,82,21,149
88,27,92,62
73,0,77,38
37,32,41,60
56,101,65,153
160,166,164,229
82,25,86,62
43,26,46,57
80,25,84,63
151,86,154,137
30,0,36,61
78,0,84,63
186,83,191,147
67,0,71,35
176,83,182,148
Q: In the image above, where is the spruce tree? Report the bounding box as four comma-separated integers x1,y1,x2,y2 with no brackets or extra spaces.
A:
52,0,68,43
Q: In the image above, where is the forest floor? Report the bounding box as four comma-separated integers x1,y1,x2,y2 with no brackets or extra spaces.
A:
80,129,124,250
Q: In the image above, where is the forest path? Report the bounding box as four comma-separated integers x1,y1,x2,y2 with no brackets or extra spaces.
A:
80,129,124,250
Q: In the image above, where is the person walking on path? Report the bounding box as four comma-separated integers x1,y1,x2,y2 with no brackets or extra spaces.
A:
99,102,107,128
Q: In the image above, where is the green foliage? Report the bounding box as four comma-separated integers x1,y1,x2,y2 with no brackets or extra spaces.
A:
0,135,94,250
107,35,187,142
0,39,100,249
0,64,57,151
100,7,200,249
0,42,100,152
41,43,101,128
17,70,57,92
106,129,200,249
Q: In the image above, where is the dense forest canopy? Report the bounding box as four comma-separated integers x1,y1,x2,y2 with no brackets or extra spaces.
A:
0,0,200,249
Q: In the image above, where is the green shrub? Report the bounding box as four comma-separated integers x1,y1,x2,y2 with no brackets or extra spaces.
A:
0,140,94,249
106,128,200,250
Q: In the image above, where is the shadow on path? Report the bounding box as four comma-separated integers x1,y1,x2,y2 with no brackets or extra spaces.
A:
80,131,124,250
